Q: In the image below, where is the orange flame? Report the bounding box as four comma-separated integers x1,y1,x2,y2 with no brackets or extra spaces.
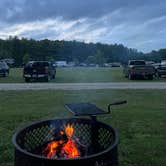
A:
45,141,58,158
43,124,80,159
63,139,80,158
65,124,74,138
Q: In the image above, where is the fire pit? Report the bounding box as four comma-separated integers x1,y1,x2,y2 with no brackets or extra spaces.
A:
12,101,127,166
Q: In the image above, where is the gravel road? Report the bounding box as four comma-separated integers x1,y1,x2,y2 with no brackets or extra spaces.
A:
0,82,166,90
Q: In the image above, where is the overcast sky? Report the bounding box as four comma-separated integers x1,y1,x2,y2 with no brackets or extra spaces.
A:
0,0,166,53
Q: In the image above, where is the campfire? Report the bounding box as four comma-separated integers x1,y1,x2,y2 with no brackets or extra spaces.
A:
12,101,127,166
42,124,84,159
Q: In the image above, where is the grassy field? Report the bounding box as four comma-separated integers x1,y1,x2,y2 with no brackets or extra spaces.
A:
0,67,165,83
0,68,24,83
0,89,166,166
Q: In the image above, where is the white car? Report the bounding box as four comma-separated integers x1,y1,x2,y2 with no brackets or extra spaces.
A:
161,60,166,65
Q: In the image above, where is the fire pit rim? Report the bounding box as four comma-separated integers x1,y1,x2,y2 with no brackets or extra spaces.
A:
12,117,118,161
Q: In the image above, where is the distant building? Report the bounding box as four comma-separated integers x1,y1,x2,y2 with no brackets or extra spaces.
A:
110,62,121,67
55,61,67,67
67,62,75,67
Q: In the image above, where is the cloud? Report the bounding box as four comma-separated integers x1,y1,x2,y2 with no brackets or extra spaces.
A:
0,17,107,42
1,0,164,24
0,0,166,52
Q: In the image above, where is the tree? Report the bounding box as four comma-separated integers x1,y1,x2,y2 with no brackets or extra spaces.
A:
1,36,165,67
86,56,96,65
22,53,30,64
73,58,79,66
94,50,106,66
158,49,166,60
0,49,10,59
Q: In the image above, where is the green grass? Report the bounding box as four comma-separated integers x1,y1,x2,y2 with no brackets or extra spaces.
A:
0,89,166,166
0,67,165,83
0,68,24,83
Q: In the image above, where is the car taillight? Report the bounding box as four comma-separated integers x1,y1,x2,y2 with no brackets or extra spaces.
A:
45,67,48,73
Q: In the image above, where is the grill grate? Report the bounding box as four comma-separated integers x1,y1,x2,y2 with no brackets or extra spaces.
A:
65,103,109,116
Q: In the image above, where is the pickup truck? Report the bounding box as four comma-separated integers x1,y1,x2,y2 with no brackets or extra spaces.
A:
23,61,56,82
123,60,155,80
155,61,166,78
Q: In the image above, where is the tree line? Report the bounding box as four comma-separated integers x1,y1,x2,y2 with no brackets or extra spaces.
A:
0,36,165,67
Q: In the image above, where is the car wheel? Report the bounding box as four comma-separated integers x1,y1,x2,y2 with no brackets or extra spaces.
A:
25,78,30,82
3,71,8,77
148,75,153,80
128,74,134,80
45,76,50,82
52,74,55,79
6,71,9,77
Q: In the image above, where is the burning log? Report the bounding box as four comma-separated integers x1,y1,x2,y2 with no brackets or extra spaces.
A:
42,124,86,159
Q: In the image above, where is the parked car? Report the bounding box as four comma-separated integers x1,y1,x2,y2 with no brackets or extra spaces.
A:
155,63,166,78
123,60,155,80
23,61,56,82
161,60,166,65
152,63,161,69
110,62,121,67
0,61,9,77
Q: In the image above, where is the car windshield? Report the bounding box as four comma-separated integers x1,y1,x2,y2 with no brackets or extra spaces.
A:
0,62,7,68
32,62,49,67
130,61,145,65
26,61,49,67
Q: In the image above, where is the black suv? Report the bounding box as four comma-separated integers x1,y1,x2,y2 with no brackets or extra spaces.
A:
23,61,56,82
0,61,9,77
